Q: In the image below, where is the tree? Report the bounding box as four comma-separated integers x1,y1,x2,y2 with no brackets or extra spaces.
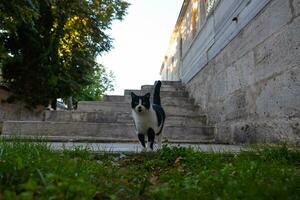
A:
0,0,129,108
72,63,115,108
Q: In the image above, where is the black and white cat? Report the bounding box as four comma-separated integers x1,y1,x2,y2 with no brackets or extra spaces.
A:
131,81,166,150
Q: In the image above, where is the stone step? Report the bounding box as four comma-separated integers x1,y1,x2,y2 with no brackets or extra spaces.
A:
44,110,121,123
102,95,126,102
44,110,208,126
166,115,208,126
160,81,183,86
102,95,196,107
141,84,186,92
77,101,201,116
2,121,215,143
0,103,44,122
124,89,189,98
160,96,195,107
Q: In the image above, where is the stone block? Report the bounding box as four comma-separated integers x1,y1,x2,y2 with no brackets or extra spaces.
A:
102,95,126,102
44,110,121,123
124,89,189,98
293,0,300,15
214,125,234,144
77,102,202,117
141,84,186,92
77,102,130,112
44,110,208,127
165,115,208,127
223,50,255,97
182,17,214,82
0,103,44,122
227,0,292,65
208,0,271,63
160,96,195,107
2,121,136,139
185,0,299,145
230,118,300,144
160,81,182,86
2,121,215,143
254,20,300,83
221,90,247,122
254,66,300,119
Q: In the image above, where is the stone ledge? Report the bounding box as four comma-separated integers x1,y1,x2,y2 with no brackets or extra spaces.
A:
0,135,215,144
2,121,215,142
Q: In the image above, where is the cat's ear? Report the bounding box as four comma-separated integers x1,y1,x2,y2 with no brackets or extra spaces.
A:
145,93,151,99
131,92,137,98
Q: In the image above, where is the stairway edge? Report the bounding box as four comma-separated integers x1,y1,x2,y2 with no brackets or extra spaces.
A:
2,120,214,128
0,135,215,144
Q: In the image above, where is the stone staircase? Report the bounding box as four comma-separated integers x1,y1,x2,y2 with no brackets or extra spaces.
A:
1,81,215,143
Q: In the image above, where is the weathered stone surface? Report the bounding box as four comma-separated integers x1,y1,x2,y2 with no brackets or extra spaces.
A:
77,102,202,116
162,0,272,82
44,110,121,123
102,95,126,102
160,96,196,107
294,0,300,16
44,110,208,126
253,19,300,82
160,81,182,86
254,66,300,119
103,95,197,108
166,115,207,126
2,121,215,143
2,121,136,139
141,84,186,92
124,89,189,98
0,103,44,123
184,0,300,144
1,81,214,143
231,118,299,144
36,142,248,153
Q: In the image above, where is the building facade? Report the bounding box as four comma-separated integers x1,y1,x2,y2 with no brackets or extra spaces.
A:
161,0,300,144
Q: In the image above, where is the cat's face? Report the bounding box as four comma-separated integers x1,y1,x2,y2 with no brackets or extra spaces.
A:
131,92,151,113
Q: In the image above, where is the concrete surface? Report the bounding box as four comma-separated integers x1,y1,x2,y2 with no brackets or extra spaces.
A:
43,142,248,153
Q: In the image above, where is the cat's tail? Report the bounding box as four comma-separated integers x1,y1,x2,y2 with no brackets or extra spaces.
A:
153,80,162,106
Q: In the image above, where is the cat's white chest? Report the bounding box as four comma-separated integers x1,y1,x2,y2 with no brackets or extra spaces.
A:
132,109,158,134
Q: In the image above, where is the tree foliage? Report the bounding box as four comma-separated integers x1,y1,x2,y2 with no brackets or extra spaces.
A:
0,0,129,108
74,63,115,103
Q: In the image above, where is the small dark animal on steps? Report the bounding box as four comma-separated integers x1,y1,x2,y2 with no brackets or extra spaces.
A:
131,80,166,150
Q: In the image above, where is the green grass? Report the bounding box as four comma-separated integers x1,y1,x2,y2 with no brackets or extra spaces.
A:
0,141,299,200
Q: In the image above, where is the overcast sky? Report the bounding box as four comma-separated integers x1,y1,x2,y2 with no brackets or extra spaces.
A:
98,0,183,95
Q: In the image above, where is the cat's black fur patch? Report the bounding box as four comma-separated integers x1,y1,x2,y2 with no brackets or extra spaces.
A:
152,104,165,128
152,81,165,135
131,92,150,110
138,134,145,148
153,80,162,105
147,128,155,149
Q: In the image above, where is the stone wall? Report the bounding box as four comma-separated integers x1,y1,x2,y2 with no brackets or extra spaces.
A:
0,88,44,132
161,0,220,81
185,0,300,144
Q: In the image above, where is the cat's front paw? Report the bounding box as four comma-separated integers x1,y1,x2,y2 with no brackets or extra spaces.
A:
141,147,148,152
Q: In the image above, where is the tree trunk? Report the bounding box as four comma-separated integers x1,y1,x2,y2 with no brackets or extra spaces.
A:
67,96,73,110
51,98,57,110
